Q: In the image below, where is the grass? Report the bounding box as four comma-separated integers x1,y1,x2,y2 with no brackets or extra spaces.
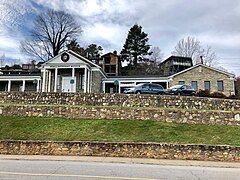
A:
0,116,240,146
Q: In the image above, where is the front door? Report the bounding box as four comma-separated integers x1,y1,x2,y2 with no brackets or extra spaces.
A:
62,77,76,92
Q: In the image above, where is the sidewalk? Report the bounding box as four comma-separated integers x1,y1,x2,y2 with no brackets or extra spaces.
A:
1,154,240,168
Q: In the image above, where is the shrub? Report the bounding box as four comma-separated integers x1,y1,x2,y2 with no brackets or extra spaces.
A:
196,89,211,97
197,90,227,99
210,92,226,99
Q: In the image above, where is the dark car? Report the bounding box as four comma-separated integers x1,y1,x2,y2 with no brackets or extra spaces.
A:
124,83,165,94
166,84,196,96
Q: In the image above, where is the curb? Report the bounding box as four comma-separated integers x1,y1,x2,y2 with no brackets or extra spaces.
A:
1,155,240,168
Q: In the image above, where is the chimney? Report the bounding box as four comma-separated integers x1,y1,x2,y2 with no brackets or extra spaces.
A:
200,56,203,64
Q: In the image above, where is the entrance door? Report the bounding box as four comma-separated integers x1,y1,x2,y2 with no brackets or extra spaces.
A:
62,77,76,92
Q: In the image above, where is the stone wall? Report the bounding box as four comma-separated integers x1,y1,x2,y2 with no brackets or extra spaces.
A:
0,105,239,125
0,92,239,125
0,141,239,161
0,92,239,111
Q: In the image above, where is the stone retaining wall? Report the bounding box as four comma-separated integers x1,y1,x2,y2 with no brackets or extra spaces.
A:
0,105,239,125
0,92,239,111
0,141,239,161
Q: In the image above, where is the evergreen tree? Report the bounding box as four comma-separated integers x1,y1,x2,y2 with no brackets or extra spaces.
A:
66,39,85,56
120,24,152,66
85,44,103,57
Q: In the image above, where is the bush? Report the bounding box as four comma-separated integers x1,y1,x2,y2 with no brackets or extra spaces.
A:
196,89,227,99
196,89,211,97
210,92,226,99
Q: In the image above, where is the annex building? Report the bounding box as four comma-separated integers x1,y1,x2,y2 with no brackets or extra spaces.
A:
0,50,235,96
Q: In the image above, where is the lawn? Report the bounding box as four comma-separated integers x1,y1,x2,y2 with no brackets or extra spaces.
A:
0,116,240,146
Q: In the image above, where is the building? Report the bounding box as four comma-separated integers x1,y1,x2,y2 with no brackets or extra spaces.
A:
169,64,235,96
103,75,169,93
0,52,235,96
40,50,107,93
89,51,121,77
159,56,193,76
0,63,41,92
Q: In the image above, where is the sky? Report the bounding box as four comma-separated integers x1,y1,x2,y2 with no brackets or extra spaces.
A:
0,0,240,76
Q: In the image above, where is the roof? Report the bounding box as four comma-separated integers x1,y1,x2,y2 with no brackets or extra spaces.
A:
170,63,235,78
102,52,119,57
41,50,102,68
103,75,169,82
159,56,193,65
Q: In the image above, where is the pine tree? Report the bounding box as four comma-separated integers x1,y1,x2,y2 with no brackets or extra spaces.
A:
120,24,152,66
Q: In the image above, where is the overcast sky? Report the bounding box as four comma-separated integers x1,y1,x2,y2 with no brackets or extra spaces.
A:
0,0,240,76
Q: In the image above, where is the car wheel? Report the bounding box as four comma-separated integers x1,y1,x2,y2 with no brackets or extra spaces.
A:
136,91,141,94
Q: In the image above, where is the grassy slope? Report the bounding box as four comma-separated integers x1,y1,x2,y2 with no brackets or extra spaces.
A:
0,116,240,146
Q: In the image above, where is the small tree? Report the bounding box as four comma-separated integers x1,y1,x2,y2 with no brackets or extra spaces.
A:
120,24,152,66
20,9,82,61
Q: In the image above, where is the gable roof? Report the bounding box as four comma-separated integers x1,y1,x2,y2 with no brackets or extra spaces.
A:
41,50,102,68
170,63,235,78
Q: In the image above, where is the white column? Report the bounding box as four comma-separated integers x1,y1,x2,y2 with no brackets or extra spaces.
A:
84,67,87,93
37,80,40,92
89,70,92,93
118,81,121,94
103,81,105,93
42,68,46,92
71,67,75,92
7,80,11,92
48,70,51,92
87,68,90,93
54,68,58,92
22,80,26,92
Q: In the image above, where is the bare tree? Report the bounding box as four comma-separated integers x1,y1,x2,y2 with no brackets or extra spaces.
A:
20,9,82,62
172,36,218,66
149,46,163,62
172,37,200,58
0,53,5,67
0,0,34,33
195,46,218,67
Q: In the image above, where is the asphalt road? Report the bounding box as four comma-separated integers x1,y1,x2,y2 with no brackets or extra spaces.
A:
0,158,240,180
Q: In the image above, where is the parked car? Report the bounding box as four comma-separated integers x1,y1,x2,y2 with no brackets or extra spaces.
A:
166,84,196,96
123,83,165,94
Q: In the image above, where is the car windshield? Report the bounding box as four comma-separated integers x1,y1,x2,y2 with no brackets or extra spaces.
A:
170,85,183,89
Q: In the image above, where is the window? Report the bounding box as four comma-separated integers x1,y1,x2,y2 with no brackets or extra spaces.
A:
178,81,185,85
217,80,224,91
204,81,210,91
191,81,197,90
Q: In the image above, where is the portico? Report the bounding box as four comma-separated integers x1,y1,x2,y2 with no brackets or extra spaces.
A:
40,50,106,93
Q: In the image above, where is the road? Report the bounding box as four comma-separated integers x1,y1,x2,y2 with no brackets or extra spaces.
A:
0,158,240,180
